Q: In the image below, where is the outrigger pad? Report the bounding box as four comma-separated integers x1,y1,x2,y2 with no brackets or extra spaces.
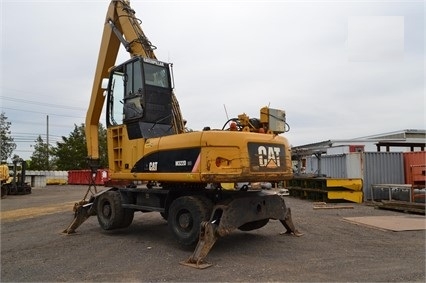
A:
179,261,212,269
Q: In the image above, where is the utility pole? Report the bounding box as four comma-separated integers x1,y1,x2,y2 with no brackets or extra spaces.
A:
46,115,49,169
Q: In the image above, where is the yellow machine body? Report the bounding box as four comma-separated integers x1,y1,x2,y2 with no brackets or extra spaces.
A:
107,127,293,183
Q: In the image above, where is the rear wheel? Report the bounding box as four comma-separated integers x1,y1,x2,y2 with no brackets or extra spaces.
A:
168,196,211,246
97,191,127,230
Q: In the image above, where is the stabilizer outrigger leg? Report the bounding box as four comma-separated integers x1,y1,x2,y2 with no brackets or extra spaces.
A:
180,221,219,269
62,198,96,234
182,192,303,269
280,207,303,237
63,170,100,234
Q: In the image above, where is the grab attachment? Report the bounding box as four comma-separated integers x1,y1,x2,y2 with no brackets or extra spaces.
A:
182,192,303,269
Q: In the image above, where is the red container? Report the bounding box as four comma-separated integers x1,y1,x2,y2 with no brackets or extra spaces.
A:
68,169,110,185
403,151,426,187
349,145,365,153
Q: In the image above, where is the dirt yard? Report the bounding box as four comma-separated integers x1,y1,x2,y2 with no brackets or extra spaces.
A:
1,185,425,282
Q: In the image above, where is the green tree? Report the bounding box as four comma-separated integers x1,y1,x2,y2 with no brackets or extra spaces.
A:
0,112,17,161
98,123,108,168
53,124,107,170
28,135,53,170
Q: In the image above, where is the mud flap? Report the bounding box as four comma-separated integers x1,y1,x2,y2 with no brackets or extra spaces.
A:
183,191,302,268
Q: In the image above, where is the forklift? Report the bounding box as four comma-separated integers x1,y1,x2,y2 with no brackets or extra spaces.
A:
1,159,31,198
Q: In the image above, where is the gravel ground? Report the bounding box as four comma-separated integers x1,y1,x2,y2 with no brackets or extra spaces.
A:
1,185,425,282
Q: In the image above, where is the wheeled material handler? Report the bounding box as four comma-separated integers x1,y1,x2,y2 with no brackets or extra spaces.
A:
64,0,302,268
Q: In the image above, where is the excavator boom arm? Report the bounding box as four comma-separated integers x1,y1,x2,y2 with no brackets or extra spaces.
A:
85,0,170,161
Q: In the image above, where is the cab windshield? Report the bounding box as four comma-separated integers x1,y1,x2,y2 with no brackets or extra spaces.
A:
143,63,170,88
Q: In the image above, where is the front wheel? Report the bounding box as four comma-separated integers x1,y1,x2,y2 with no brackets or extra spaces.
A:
168,196,211,246
97,190,128,230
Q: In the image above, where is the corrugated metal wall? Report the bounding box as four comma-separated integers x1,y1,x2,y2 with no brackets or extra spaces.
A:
306,157,319,174
306,153,363,178
362,152,404,200
321,155,347,178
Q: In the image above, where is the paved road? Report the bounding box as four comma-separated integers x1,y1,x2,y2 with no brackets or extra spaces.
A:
1,186,425,282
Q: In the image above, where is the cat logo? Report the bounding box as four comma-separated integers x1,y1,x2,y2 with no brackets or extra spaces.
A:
149,162,158,171
258,146,281,168
248,143,285,172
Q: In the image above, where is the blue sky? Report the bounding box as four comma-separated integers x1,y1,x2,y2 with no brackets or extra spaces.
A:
1,0,424,160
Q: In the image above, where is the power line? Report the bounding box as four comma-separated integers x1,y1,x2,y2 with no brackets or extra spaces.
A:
10,119,82,128
13,132,63,137
1,107,85,119
0,95,86,111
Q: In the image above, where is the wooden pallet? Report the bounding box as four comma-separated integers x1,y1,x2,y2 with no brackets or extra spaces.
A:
375,200,425,215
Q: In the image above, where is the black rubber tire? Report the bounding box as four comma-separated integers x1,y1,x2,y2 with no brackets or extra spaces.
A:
24,185,31,195
168,196,211,246
118,209,134,229
238,219,269,231
96,191,125,230
5,184,16,195
1,186,7,198
117,193,134,229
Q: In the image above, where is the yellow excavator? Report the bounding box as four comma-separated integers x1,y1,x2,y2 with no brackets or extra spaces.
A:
64,0,301,268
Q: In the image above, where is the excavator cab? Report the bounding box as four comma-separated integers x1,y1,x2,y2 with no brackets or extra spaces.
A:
107,56,175,139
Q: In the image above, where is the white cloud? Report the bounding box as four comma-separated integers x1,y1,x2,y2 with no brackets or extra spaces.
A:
348,16,404,62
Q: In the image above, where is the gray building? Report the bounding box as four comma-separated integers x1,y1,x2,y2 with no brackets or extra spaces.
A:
290,129,425,201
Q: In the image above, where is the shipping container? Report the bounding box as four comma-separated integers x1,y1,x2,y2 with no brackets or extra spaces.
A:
403,151,426,187
68,169,109,185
